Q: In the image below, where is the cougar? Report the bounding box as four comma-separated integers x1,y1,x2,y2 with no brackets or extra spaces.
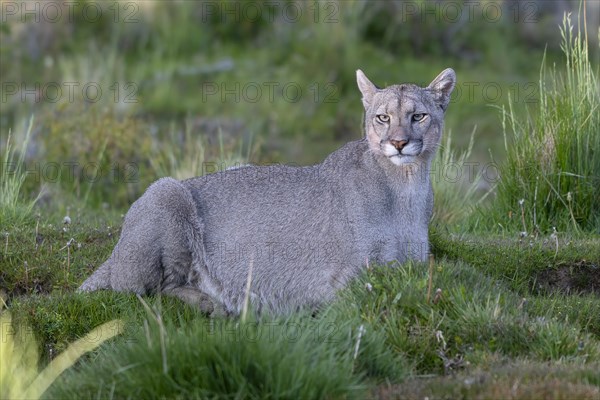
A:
79,68,456,316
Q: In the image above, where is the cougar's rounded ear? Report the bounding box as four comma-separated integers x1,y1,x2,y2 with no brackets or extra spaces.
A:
427,68,456,111
356,69,377,109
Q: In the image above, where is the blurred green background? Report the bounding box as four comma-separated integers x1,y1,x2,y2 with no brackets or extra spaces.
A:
1,0,598,208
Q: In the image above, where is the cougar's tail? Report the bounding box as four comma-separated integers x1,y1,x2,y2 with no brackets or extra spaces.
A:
78,261,112,292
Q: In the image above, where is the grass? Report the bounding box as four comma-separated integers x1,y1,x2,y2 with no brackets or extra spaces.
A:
1,189,598,399
382,361,600,399
148,116,255,181
0,1,562,167
432,231,600,338
2,202,598,398
491,13,600,233
0,205,123,299
431,127,490,225
45,312,367,399
2,181,598,397
0,116,38,224
3,235,598,398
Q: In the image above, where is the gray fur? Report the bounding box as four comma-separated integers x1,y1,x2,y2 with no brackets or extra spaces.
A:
79,68,456,315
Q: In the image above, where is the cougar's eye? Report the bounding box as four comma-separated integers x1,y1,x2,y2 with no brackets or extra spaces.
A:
376,114,390,123
412,113,426,122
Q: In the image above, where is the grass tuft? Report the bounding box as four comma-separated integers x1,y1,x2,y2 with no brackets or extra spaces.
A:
494,13,600,233
46,309,368,399
0,116,38,223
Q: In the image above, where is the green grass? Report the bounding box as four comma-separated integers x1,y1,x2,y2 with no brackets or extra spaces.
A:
45,312,367,399
0,0,560,168
3,205,598,397
148,116,255,181
0,116,38,223
382,361,600,399
4,237,598,398
431,128,489,225
0,207,121,299
431,229,600,294
2,186,598,398
432,230,600,338
491,14,600,233
2,194,598,398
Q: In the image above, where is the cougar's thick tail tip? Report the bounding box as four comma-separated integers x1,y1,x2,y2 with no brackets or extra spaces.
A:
77,262,111,292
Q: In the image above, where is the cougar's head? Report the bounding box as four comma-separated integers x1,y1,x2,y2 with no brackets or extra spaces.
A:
356,68,456,166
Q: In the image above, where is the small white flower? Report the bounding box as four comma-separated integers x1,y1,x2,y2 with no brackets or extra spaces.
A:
365,283,373,292
518,199,525,206
63,216,71,225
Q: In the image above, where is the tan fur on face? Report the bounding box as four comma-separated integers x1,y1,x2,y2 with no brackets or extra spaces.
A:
356,69,456,168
